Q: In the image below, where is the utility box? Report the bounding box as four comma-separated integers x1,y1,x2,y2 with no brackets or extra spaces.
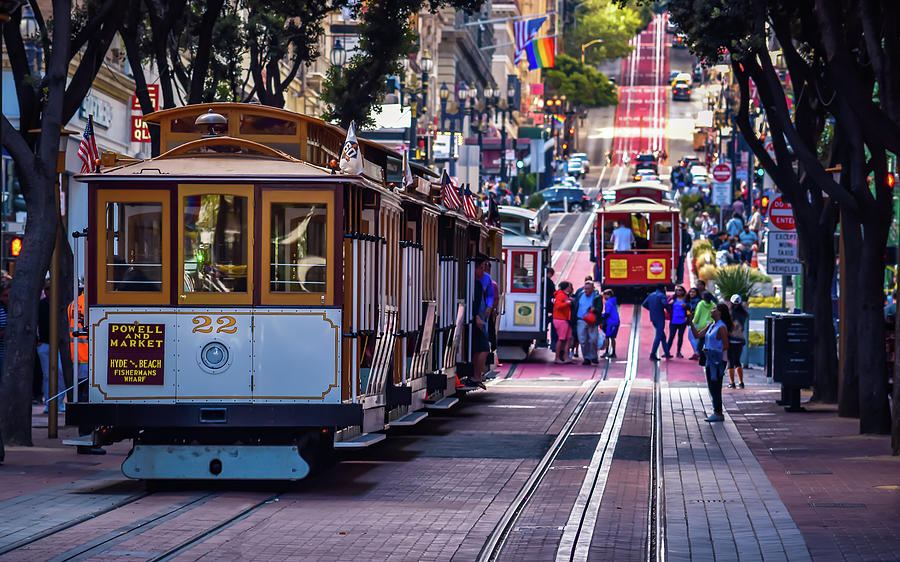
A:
765,313,814,387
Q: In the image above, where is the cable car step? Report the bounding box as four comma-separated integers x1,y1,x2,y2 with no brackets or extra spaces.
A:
425,397,459,410
62,439,94,447
390,411,428,427
333,432,387,449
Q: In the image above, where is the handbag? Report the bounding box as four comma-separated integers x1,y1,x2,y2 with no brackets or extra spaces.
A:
698,347,707,366
583,311,597,326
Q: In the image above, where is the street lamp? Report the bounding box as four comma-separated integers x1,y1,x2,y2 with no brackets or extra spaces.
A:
19,4,41,75
330,39,346,67
420,49,433,124
581,38,604,64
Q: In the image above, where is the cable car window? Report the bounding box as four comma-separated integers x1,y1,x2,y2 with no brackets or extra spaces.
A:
170,113,207,134
96,190,171,306
511,252,537,292
182,194,249,294
269,203,328,294
104,202,163,292
239,114,298,136
653,220,673,247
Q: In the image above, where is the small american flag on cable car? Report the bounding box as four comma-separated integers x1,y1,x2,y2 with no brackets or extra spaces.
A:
462,187,478,219
78,116,100,173
440,169,461,210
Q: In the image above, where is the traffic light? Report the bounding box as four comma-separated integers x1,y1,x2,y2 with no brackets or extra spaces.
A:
888,173,896,189
10,236,22,257
760,195,770,216
415,135,430,162
516,159,525,169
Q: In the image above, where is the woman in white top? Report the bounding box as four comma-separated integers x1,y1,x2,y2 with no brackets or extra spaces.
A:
689,302,731,422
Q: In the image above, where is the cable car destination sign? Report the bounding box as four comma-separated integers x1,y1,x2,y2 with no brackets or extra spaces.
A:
107,323,166,385
766,195,801,275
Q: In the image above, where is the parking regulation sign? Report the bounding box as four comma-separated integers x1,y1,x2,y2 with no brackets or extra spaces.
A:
766,195,800,274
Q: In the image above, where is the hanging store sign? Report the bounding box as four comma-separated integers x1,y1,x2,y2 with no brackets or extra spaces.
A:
107,323,165,385
131,85,160,143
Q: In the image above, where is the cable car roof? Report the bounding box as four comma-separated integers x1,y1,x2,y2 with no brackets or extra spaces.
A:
498,205,537,220
501,231,548,248
601,198,678,214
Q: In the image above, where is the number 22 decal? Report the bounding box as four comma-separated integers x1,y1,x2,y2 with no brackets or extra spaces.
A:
192,315,237,334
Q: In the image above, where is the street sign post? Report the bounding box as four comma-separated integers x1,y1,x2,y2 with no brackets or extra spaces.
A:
711,162,733,207
766,195,801,275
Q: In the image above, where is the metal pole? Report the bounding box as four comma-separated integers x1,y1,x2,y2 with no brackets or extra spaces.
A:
409,100,418,160
477,115,484,189
450,111,457,176
48,234,59,438
500,109,507,183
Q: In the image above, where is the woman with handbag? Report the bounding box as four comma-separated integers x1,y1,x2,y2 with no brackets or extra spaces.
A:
689,303,731,422
553,282,575,364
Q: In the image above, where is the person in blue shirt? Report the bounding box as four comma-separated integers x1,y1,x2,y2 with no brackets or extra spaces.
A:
600,288,620,359
572,277,603,365
642,284,672,360
737,224,758,263
666,285,690,357
725,213,744,237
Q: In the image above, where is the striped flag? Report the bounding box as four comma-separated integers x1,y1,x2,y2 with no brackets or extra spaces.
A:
78,116,100,173
462,187,478,219
440,169,461,210
525,36,556,70
514,17,547,64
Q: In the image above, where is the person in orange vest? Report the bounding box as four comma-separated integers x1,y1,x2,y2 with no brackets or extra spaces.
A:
68,291,89,384
631,213,649,249
68,290,104,454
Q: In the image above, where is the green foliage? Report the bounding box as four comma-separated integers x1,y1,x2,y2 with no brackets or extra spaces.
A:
679,192,704,225
321,0,484,129
544,54,618,107
565,0,652,67
527,192,545,209
516,172,538,195
691,237,713,259
714,265,759,301
748,268,772,283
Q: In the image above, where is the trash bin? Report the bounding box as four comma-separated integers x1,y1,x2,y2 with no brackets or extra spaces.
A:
765,313,814,411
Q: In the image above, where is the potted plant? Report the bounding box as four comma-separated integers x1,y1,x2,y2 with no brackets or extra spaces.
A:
714,264,759,302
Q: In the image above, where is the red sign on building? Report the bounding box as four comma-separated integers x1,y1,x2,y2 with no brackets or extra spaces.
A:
131,85,160,143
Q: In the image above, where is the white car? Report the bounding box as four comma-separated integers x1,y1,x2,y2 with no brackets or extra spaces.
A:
570,152,590,173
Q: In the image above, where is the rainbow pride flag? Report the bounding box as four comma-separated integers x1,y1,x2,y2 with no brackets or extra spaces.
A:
525,37,555,70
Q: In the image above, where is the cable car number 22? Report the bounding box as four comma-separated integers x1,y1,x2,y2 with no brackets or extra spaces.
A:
192,315,237,334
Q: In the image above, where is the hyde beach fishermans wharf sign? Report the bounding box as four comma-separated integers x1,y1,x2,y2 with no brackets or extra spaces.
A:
107,323,165,385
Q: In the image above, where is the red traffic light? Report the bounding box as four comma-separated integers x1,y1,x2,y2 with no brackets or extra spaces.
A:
10,237,22,257
887,173,896,189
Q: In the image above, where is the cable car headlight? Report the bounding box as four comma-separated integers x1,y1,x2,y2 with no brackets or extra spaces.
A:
200,341,229,371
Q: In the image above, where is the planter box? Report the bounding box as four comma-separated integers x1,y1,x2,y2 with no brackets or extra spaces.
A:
749,307,785,320
752,282,774,296
747,345,765,366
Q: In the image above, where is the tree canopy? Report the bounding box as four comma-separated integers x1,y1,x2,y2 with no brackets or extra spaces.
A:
668,0,900,436
320,0,484,129
543,54,618,107
565,0,652,68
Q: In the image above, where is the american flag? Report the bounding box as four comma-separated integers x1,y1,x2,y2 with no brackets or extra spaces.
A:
514,17,547,64
440,169,461,210
462,187,478,219
78,116,100,173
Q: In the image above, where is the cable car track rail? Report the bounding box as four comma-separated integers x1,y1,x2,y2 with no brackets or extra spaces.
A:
478,307,643,562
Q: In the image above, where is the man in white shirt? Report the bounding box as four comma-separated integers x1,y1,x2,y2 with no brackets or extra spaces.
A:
611,221,635,252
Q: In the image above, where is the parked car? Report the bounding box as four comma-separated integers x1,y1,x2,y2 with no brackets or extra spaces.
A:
570,152,591,173
566,158,584,178
539,187,591,212
672,82,692,101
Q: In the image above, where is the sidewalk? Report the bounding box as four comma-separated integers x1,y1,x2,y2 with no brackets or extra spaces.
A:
662,365,900,561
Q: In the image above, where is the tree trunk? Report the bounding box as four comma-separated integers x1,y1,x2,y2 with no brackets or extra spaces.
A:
806,224,839,403
893,291,900,454
855,224,892,434
839,216,861,417
0,166,57,445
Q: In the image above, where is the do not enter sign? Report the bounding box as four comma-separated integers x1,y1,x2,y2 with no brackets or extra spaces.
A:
712,163,732,183
768,195,795,230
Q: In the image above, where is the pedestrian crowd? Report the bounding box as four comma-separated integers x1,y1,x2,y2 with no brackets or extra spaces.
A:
545,269,621,365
